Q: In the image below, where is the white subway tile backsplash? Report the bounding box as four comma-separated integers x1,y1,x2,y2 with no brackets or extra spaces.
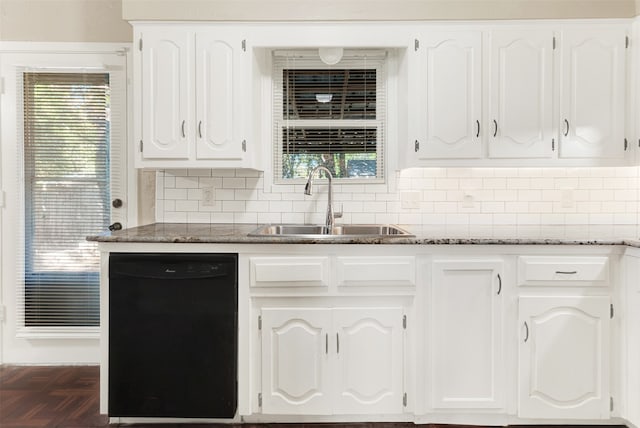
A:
222,177,246,189
175,200,199,212
154,167,640,231
187,212,212,223
223,201,246,212
164,211,187,222
164,188,188,200
187,169,212,177
175,179,198,193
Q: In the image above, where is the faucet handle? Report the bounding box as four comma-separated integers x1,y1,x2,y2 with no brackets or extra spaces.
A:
334,203,343,219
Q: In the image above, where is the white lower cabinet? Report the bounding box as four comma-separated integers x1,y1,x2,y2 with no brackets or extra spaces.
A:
429,259,505,410
624,252,640,427
518,296,610,419
260,306,405,415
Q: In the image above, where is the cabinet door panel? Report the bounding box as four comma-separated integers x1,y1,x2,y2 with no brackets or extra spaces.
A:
489,30,553,158
333,308,403,414
519,296,610,419
419,32,482,159
141,29,191,159
261,308,332,415
430,260,505,410
196,32,244,160
559,29,626,159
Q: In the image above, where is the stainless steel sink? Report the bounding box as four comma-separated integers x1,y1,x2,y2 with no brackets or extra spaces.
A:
248,224,414,238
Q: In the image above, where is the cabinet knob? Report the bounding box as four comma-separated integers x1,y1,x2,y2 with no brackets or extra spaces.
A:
112,198,123,208
109,222,123,231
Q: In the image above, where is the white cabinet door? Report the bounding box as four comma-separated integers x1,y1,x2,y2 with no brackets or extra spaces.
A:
261,308,333,415
261,307,404,415
488,30,554,158
518,296,610,419
418,32,483,159
430,259,505,410
333,308,404,414
196,31,245,160
559,28,626,159
624,254,640,427
140,28,193,159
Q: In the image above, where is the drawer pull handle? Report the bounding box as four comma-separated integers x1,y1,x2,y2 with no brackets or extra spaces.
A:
524,322,529,343
476,120,480,138
497,273,502,295
181,120,186,138
325,333,328,354
556,270,577,275
493,119,498,137
198,121,203,138
563,119,570,137
336,333,340,354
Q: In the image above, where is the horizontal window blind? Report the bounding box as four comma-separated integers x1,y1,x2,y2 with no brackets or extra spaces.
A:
21,72,110,327
273,50,386,182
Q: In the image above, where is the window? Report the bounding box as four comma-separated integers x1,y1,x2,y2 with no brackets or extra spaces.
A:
20,72,114,328
273,49,386,182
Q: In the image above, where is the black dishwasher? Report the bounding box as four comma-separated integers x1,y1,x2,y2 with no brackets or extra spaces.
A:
108,253,238,418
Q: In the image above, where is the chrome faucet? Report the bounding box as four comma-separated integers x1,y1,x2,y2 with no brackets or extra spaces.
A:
304,165,343,231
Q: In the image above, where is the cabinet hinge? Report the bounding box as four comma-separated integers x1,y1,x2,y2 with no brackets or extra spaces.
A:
138,38,143,51
403,315,407,329
242,39,246,52
551,138,555,151
242,139,247,152
624,138,628,151
414,140,419,152
403,392,408,407
258,315,262,330
626,36,630,49
610,396,614,411
610,304,614,319
552,36,556,50
414,39,419,51
258,392,262,407
139,140,143,153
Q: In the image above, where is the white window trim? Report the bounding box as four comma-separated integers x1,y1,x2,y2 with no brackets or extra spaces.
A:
272,49,389,185
0,42,133,363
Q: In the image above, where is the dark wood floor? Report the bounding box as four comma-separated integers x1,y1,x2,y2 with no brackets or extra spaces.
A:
0,365,628,428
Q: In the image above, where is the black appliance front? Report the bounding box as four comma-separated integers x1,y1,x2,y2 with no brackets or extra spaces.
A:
108,253,238,418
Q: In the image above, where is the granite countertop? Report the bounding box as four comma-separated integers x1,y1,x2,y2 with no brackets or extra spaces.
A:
87,223,640,247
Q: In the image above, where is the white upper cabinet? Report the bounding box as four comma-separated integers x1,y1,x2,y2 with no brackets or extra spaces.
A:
416,31,483,159
518,296,610,419
406,22,630,166
558,27,627,159
140,28,192,160
488,29,554,159
429,259,505,411
196,30,245,160
134,25,253,168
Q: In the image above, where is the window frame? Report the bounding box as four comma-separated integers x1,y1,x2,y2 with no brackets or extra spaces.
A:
272,49,388,184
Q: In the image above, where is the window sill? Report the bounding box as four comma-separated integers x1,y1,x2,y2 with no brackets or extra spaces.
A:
16,327,100,340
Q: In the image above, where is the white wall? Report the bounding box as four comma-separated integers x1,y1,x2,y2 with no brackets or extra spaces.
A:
123,0,637,21
0,0,132,42
155,167,640,239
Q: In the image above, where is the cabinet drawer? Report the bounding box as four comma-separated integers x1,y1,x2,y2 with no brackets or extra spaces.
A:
249,257,329,287
517,256,609,286
336,256,416,287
